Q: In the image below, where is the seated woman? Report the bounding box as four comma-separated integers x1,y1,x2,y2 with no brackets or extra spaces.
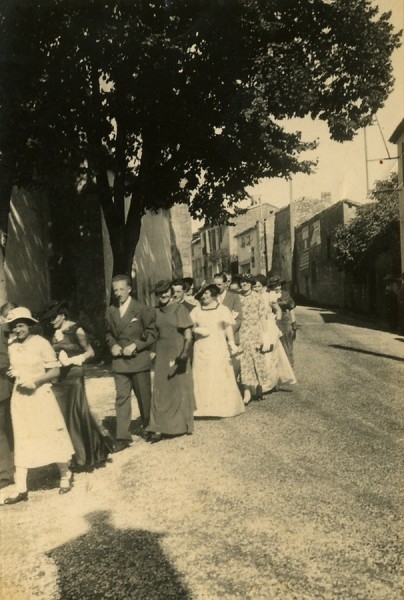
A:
1,307,74,505
44,301,113,470
191,283,245,418
146,280,195,443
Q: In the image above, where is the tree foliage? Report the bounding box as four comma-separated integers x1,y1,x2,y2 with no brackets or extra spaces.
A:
334,172,400,272
0,0,400,273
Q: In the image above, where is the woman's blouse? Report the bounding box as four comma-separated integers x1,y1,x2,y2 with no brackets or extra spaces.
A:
9,335,58,380
52,323,86,358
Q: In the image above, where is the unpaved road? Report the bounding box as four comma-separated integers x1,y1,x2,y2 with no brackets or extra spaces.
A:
1,306,403,599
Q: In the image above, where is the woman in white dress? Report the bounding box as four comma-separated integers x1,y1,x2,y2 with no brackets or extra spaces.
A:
1,307,74,505
191,284,245,418
254,275,296,389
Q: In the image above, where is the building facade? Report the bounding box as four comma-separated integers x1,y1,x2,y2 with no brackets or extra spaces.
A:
271,194,335,284
294,200,359,307
389,119,404,271
192,199,277,283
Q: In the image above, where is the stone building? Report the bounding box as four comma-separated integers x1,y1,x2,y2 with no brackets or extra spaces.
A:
192,198,277,282
293,200,359,307
271,194,334,284
389,118,404,270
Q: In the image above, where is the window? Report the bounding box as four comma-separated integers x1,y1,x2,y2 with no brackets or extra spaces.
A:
241,237,245,248
302,226,309,250
245,234,251,246
251,246,255,268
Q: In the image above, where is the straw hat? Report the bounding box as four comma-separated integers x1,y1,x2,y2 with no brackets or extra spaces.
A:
7,307,38,326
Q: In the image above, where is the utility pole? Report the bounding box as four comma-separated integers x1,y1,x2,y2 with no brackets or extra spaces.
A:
364,127,370,196
263,218,268,275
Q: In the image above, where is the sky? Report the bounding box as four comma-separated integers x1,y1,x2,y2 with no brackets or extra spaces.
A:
246,0,404,210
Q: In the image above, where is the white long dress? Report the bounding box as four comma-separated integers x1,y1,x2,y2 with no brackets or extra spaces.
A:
265,292,296,385
191,304,245,418
9,335,74,468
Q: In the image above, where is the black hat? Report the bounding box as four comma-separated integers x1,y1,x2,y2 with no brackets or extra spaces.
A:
239,273,256,284
267,276,281,289
153,280,172,295
195,283,220,300
41,300,69,319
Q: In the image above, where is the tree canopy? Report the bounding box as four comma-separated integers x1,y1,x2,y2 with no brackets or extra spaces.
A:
0,0,400,273
334,172,400,273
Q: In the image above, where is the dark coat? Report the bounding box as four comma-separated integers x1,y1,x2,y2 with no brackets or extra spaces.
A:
106,298,157,373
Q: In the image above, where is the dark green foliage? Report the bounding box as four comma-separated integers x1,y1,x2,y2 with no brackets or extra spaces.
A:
334,173,400,273
0,0,400,272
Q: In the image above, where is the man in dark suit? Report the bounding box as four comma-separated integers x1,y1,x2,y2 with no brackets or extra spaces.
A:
213,272,242,380
171,278,199,313
0,302,15,488
106,275,157,451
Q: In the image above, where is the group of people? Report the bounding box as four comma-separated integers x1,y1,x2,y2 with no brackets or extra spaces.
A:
0,271,297,505
106,272,297,449
0,300,113,505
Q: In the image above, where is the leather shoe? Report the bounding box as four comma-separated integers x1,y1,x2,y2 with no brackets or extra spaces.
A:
59,473,74,495
114,440,131,453
148,433,163,444
2,491,28,505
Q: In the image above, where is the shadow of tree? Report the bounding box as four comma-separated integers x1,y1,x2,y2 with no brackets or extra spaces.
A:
317,310,389,332
47,510,192,599
329,343,404,362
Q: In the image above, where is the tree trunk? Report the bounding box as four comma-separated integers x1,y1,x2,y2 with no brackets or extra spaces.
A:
0,174,14,305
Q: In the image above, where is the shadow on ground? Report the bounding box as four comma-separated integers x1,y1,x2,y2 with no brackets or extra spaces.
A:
27,464,61,491
47,510,192,599
304,307,391,333
329,343,404,363
103,416,145,440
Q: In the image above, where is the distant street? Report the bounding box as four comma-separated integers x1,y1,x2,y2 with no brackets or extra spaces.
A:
1,306,403,599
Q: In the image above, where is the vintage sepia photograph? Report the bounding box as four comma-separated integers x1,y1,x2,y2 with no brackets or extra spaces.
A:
0,1,403,598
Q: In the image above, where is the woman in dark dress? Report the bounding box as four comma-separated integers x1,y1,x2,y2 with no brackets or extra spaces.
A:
46,302,114,470
146,280,195,443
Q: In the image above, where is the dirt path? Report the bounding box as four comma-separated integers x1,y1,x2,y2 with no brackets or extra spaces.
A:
1,307,402,599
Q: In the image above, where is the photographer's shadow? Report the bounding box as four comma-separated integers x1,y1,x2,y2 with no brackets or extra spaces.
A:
47,510,192,599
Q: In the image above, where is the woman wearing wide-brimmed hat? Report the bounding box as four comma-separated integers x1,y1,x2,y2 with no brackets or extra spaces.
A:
1,307,74,505
44,301,114,469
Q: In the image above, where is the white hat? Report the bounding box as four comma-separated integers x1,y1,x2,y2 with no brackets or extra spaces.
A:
7,307,38,326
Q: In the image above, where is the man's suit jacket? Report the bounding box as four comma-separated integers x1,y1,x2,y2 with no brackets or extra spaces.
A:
221,290,242,344
0,324,12,402
106,298,157,374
